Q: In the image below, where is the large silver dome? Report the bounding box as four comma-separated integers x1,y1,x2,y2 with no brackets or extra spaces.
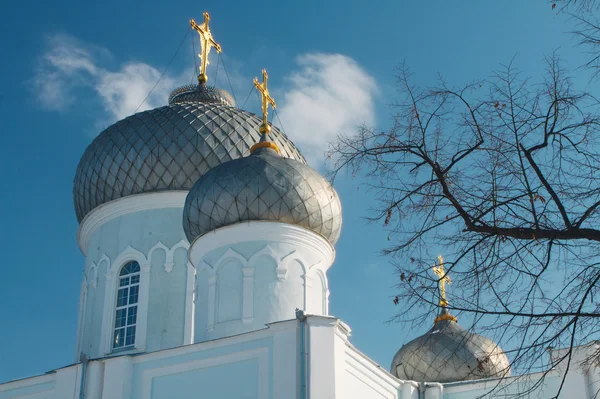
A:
183,147,342,244
390,311,510,383
73,84,306,222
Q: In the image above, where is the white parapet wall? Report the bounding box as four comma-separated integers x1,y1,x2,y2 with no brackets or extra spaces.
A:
1,316,598,399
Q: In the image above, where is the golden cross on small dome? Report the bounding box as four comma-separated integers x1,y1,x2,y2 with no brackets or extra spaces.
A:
253,69,277,134
190,12,222,84
432,255,451,307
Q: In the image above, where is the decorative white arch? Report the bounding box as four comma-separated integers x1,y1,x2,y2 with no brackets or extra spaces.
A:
148,241,170,271
87,262,98,289
313,268,329,315
214,248,246,326
248,245,286,282
100,245,150,356
97,253,111,276
215,248,248,270
148,239,190,273
248,245,279,266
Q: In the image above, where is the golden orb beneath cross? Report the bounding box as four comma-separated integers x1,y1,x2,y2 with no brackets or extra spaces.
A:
259,124,271,134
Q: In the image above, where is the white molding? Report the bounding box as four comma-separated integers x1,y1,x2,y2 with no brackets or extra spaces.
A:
87,263,98,289
107,246,148,275
74,277,88,361
96,253,111,288
276,268,287,281
214,252,245,325
148,241,170,272
170,239,190,254
207,274,217,331
184,262,196,345
314,269,328,315
215,248,248,270
1,390,54,399
136,262,151,352
248,245,280,266
189,221,335,268
98,253,111,266
100,245,150,356
242,266,255,324
0,374,55,392
139,347,269,399
249,245,288,281
77,191,188,255
147,239,190,273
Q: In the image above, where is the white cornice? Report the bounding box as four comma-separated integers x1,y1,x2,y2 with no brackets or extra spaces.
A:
188,221,336,267
77,191,188,255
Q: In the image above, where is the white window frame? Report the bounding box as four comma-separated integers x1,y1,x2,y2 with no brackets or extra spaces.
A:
112,261,141,350
100,246,150,355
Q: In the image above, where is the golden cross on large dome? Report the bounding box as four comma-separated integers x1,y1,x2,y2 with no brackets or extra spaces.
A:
190,12,222,84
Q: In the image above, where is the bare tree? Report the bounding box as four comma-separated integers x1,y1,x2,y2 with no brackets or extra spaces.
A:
555,0,600,79
329,48,600,397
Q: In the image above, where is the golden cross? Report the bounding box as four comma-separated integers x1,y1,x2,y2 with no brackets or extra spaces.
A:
190,12,222,84
253,69,277,134
432,255,451,307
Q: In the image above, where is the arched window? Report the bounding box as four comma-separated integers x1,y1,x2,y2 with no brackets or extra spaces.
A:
113,261,140,350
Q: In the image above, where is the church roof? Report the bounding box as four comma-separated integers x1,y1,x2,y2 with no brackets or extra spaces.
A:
73,84,306,222
182,145,342,244
390,309,510,383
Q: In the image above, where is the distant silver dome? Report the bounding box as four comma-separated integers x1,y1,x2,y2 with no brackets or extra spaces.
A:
183,147,342,244
390,311,510,383
73,86,306,222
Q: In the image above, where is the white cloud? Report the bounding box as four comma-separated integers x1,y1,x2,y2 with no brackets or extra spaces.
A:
95,64,177,120
33,34,184,123
277,53,378,165
33,36,378,165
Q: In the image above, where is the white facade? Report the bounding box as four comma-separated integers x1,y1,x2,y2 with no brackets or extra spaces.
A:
1,315,598,399
2,158,598,399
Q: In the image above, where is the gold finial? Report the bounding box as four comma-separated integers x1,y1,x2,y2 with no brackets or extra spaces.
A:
432,255,457,323
190,12,222,84
253,69,276,134
432,255,451,307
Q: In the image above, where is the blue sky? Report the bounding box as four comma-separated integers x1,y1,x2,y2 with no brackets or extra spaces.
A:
0,0,589,383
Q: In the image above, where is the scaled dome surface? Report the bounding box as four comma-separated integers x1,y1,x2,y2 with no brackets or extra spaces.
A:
183,147,342,244
390,312,510,383
73,84,306,222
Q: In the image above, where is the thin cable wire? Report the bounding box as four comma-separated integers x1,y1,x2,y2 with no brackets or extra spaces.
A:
274,109,286,133
254,90,263,116
214,53,221,86
240,84,255,110
220,54,237,103
191,26,198,83
135,27,190,114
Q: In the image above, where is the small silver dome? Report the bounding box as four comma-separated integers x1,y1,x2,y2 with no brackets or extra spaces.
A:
183,147,342,244
168,83,235,106
73,87,306,222
390,311,510,383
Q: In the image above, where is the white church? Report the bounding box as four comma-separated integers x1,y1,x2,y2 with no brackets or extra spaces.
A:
1,14,598,399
